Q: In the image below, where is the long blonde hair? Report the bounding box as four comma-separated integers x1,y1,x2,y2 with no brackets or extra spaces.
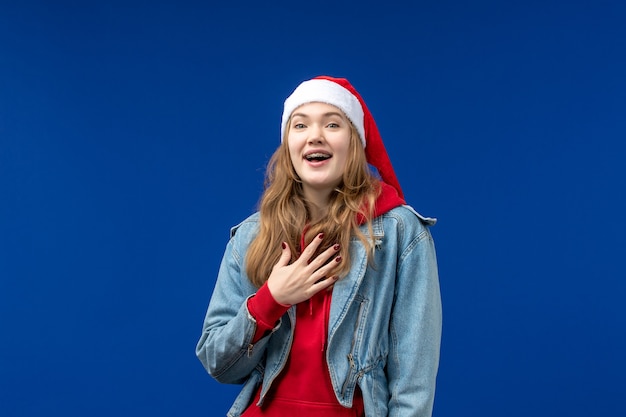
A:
246,124,380,288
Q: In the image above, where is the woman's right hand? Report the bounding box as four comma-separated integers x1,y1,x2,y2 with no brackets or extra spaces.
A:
266,233,341,306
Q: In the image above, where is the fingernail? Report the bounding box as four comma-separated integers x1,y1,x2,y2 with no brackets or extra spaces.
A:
335,256,342,263
318,233,325,239
333,244,340,251
281,242,287,249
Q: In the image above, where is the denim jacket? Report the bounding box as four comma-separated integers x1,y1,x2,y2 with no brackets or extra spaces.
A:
196,205,442,417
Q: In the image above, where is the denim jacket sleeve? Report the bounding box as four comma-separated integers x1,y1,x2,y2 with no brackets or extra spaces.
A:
195,218,277,384
386,209,442,416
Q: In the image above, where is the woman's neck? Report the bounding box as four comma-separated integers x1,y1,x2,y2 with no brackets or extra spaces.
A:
307,201,328,223
304,192,331,223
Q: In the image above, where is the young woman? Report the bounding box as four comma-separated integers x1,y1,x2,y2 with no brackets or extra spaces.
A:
196,76,442,416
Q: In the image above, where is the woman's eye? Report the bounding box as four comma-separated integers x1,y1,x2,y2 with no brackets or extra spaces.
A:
327,122,339,128
293,123,306,129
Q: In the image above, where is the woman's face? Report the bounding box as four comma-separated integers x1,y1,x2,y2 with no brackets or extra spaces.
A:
286,102,352,202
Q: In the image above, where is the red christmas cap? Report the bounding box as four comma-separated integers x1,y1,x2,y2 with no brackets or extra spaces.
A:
281,75,405,200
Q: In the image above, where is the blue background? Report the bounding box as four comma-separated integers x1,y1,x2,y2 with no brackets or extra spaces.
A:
2,1,625,416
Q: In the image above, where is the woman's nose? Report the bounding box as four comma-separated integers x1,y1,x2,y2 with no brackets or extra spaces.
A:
307,124,324,143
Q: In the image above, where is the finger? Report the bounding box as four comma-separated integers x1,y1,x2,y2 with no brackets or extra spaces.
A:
275,241,292,267
307,243,341,271
307,254,342,283
299,232,325,264
308,275,339,296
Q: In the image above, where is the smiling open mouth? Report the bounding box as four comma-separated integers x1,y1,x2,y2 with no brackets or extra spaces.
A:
305,152,332,162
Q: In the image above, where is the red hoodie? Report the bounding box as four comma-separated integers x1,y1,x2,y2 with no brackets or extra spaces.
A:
243,183,404,416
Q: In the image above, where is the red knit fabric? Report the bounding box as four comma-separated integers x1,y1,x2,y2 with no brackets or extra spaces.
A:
248,283,290,343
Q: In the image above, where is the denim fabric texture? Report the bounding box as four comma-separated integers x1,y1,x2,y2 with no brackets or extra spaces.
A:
196,205,442,417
